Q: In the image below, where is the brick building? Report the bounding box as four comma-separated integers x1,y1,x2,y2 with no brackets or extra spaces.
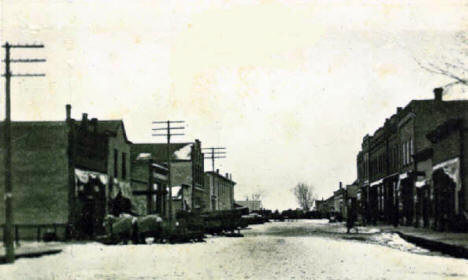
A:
0,105,133,240
356,88,468,229
204,170,236,211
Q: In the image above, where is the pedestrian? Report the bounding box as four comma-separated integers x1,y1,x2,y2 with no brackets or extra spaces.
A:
346,217,353,234
346,212,355,234
346,205,358,234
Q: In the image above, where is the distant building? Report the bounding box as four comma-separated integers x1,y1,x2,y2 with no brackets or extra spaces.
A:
345,183,360,221
333,183,346,217
314,199,327,212
0,105,133,239
204,170,236,211
235,200,263,212
131,140,205,217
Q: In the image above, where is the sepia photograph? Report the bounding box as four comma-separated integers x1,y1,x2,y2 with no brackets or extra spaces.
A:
0,0,467,279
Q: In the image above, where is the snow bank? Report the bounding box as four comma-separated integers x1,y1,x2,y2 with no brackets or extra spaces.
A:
372,232,430,254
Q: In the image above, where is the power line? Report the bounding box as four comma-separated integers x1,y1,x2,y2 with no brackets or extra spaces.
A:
1,42,45,264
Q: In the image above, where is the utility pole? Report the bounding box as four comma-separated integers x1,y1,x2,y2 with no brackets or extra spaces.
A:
152,121,184,225
203,147,226,172
1,42,45,263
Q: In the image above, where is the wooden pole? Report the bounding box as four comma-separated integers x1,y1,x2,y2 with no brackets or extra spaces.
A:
3,42,14,263
167,121,172,225
2,42,45,262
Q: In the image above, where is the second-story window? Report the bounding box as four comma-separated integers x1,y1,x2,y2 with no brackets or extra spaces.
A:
114,149,118,178
401,139,413,166
409,138,414,163
402,142,407,166
122,152,127,179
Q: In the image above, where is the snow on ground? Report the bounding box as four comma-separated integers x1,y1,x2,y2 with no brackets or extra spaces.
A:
370,232,430,254
0,221,467,280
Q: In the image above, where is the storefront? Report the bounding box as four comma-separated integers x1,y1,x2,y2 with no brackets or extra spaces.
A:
74,168,108,239
432,157,461,231
396,172,417,226
383,174,399,224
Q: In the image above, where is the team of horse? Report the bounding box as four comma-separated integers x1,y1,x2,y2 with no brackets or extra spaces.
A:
101,209,251,245
102,214,164,244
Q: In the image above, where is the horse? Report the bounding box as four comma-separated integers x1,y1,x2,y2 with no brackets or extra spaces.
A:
134,214,163,244
103,214,138,244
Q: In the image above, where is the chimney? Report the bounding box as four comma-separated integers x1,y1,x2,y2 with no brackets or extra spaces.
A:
90,118,98,133
66,104,71,121
339,182,342,189
226,173,229,179
434,87,443,102
397,107,402,114
82,113,88,130
216,169,219,174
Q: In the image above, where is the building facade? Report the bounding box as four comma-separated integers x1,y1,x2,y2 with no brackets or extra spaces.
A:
204,170,236,211
356,88,468,230
0,105,134,240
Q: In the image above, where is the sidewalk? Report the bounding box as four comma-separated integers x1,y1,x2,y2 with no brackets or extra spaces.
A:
0,242,64,264
375,225,468,259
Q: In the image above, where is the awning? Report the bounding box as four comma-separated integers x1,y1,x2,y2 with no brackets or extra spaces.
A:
433,157,460,188
75,168,108,185
153,172,168,181
415,179,427,188
370,179,383,187
136,153,152,160
433,157,461,214
151,162,168,171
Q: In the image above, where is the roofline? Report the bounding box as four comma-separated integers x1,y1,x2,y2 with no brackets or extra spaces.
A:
205,171,236,184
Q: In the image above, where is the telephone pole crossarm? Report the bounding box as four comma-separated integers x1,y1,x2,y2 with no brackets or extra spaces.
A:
5,73,46,77
203,147,227,171
2,43,44,48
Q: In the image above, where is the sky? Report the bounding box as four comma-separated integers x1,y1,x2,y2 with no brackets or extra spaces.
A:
1,0,466,210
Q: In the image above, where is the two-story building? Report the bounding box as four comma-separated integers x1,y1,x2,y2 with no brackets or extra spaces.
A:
0,105,133,240
356,88,468,229
204,170,236,211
